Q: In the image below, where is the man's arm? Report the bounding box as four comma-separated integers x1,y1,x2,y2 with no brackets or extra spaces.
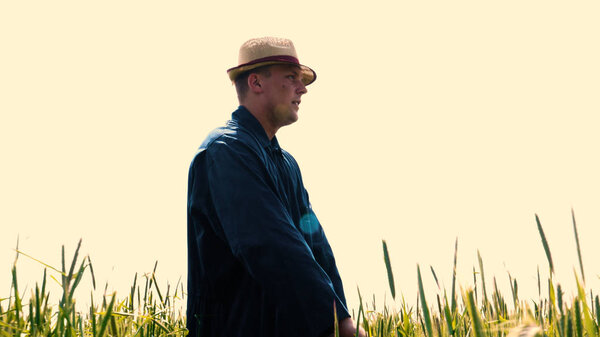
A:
287,150,349,311
307,211,348,304
201,140,350,336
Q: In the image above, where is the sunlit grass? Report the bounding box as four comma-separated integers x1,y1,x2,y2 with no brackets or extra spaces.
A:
2,209,597,337
351,209,597,337
1,239,186,337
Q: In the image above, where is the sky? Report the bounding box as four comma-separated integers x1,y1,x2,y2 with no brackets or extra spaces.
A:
1,1,599,313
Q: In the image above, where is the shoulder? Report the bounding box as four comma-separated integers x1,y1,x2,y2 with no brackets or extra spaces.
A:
192,122,265,167
194,119,258,150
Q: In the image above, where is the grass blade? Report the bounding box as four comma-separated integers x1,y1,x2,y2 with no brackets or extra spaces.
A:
431,266,440,289
67,239,83,284
535,214,554,274
418,264,433,337
508,272,519,312
571,208,585,283
97,293,116,337
88,255,97,290
356,287,364,337
575,272,597,337
382,240,396,300
333,300,340,337
478,250,489,312
451,237,458,313
465,289,486,337
574,299,583,337
11,265,22,333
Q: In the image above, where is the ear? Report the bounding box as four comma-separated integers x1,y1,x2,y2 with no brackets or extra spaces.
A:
247,73,264,93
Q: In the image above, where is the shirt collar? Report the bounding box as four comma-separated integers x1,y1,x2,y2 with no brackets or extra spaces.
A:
232,106,282,153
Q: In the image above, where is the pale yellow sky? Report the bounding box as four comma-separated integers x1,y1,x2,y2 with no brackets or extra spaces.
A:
1,1,599,311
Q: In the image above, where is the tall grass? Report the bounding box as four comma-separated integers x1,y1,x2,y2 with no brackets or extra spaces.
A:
2,210,597,337
1,239,186,336
352,210,597,337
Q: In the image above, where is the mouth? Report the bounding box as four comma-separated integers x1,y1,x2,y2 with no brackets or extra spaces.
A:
292,100,301,107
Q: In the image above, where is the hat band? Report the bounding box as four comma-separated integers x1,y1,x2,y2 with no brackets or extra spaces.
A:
227,55,300,73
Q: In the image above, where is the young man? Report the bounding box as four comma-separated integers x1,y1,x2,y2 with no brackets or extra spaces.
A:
186,37,365,337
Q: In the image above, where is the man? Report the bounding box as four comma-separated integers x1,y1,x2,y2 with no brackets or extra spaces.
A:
187,37,366,337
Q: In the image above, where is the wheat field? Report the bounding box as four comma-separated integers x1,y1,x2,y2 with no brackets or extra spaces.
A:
1,210,596,337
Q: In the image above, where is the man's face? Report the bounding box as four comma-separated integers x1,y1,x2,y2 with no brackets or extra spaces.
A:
260,64,308,128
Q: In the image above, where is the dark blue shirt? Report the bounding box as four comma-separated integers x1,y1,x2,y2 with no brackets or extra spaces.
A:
186,106,350,337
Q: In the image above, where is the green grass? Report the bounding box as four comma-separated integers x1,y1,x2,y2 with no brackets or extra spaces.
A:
1,239,186,337
348,211,596,337
2,210,598,337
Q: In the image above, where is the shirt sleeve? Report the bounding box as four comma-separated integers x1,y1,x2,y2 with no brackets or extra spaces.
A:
204,139,350,336
301,204,348,310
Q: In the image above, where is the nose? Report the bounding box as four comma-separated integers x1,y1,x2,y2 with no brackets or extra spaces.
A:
297,81,308,95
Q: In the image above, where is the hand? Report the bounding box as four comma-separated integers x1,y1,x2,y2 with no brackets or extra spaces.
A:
330,317,367,337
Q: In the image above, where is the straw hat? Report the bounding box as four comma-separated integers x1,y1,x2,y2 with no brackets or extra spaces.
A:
227,37,316,85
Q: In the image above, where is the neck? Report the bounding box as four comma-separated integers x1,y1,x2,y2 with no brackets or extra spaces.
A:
241,104,278,140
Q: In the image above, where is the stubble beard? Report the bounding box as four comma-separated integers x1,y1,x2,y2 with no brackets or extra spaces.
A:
273,103,299,127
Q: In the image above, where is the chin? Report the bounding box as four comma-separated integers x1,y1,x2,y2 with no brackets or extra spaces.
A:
289,113,299,123
274,105,299,126
280,115,298,128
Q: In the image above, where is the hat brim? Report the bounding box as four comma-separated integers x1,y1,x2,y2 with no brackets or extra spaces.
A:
227,61,316,86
